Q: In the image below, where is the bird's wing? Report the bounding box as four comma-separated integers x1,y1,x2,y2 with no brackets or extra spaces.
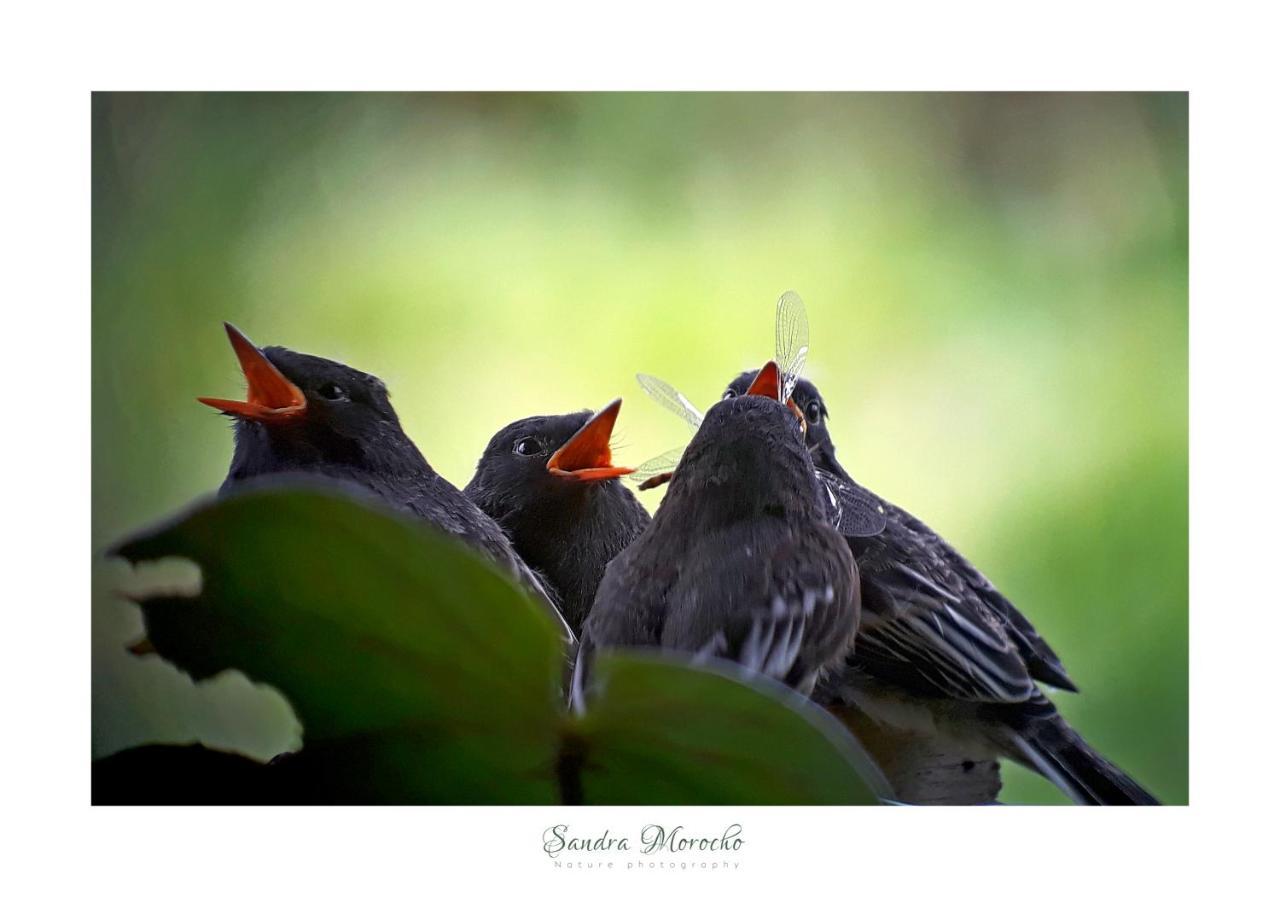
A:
817,470,888,538
573,538,676,707
678,524,857,691
890,505,1076,691
853,559,1037,704
568,627,595,713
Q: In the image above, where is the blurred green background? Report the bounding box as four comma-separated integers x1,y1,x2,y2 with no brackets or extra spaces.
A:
92,92,1187,804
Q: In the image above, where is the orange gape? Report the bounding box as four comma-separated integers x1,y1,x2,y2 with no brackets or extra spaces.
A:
197,323,308,422
546,398,636,483
744,359,807,434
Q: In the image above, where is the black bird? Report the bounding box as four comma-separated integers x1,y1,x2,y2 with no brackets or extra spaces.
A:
722,369,1158,804
465,400,651,635
198,323,572,640
575,366,859,704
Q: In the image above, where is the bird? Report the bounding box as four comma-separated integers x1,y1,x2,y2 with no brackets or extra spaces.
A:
464,400,651,635
197,322,573,641
722,369,1158,804
575,367,859,706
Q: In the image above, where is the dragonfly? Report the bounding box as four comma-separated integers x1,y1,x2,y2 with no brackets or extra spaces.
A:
630,291,887,538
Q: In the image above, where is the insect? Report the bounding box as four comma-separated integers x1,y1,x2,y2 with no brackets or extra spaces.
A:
630,363,796,489
632,290,810,488
631,291,887,537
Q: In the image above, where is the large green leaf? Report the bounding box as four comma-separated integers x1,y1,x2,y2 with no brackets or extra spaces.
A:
572,653,888,804
111,482,887,804
115,481,568,803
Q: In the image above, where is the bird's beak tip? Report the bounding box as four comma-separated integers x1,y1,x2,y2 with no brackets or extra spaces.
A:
745,360,783,400
199,324,307,422
744,360,806,431
546,398,633,481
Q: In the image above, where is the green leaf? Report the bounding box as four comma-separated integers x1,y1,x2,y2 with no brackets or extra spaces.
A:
115,481,568,803
114,482,887,804
572,653,889,805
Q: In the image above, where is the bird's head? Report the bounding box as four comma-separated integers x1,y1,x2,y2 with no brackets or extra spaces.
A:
662,362,812,504
199,323,420,474
665,384,817,527
468,399,635,508
723,367,847,479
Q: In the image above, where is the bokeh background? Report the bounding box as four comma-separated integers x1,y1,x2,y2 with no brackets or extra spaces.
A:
92,93,1188,804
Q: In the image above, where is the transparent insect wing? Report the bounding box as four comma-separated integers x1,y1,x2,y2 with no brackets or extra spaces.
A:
775,290,810,403
816,469,888,537
635,373,705,433
627,447,686,483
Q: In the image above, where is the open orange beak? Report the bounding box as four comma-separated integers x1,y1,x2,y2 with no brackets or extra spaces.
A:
547,398,636,483
745,360,783,401
745,360,807,433
197,323,307,423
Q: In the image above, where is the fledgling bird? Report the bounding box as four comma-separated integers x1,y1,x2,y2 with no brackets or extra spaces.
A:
197,323,572,640
722,369,1158,805
465,400,651,635
575,378,859,705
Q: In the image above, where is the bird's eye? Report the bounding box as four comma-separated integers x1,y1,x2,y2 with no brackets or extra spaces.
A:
805,400,822,425
514,437,543,456
317,383,348,401
722,388,737,400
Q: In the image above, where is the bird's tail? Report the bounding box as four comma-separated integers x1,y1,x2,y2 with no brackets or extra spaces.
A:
1010,714,1160,806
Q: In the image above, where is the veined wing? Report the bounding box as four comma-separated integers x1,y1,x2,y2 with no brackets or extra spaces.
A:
775,290,809,403
816,470,888,538
628,446,686,490
636,373,705,433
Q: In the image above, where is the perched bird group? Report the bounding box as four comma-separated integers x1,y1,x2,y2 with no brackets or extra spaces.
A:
193,292,1158,805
